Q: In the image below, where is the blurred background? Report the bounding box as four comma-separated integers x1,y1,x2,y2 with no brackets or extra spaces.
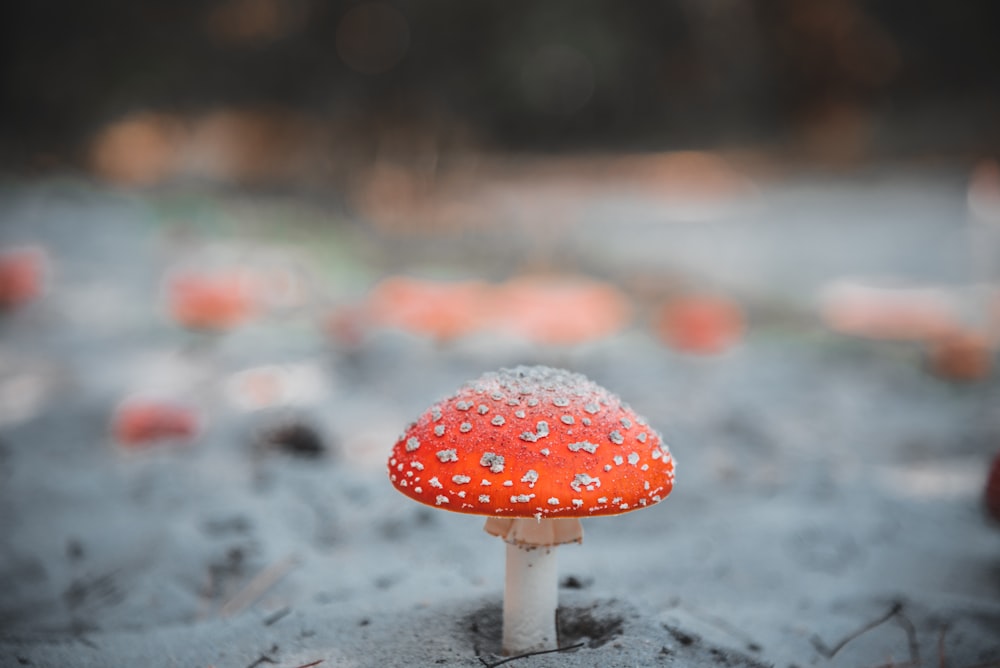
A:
3,3,1000,661
2,0,999,178
1,0,1000,416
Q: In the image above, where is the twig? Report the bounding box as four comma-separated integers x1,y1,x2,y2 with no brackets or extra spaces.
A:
246,654,277,668
477,642,585,668
811,601,903,659
939,623,950,668
893,608,920,668
262,606,291,626
291,661,324,668
221,555,298,617
675,601,762,650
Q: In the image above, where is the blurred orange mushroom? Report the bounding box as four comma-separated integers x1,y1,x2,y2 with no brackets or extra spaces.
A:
364,276,490,342
112,398,200,447
820,281,961,341
165,269,258,332
494,276,632,345
0,246,46,308
654,294,745,355
924,329,993,382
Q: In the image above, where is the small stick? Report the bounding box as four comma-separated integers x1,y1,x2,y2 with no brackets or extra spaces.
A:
676,601,762,650
292,661,324,668
811,601,903,659
221,555,298,617
262,606,291,627
938,623,950,668
478,642,585,668
893,609,920,668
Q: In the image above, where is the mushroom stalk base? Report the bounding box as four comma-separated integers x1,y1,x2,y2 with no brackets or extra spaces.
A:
502,542,559,656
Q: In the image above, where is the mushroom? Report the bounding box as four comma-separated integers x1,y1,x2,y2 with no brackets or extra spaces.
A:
164,268,257,332
387,365,675,655
0,246,47,309
112,397,200,447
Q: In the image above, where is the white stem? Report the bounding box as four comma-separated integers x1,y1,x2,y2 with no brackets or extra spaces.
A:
502,542,558,656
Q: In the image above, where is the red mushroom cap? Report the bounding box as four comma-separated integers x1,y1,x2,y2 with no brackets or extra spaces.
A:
0,246,47,308
112,398,200,447
388,365,675,518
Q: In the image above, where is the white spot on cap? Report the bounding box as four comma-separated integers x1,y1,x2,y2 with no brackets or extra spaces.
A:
620,417,633,429
584,402,599,414
619,503,629,510
597,496,608,504
515,410,526,419
651,447,661,459
414,486,422,493
540,448,550,456
604,464,612,472
638,432,648,443
568,441,598,454
570,473,600,492
511,494,535,503
479,494,491,503
405,437,420,452
453,475,472,484
431,407,442,422
553,397,570,407
547,497,560,505
436,449,458,463
435,495,449,505
456,401,473,411
521,470,539,487
434,425,446,437
572,499,584,508
458,491,467,498
481,479,491,486
641,464,649,471
491,415,505,426
480,452,505,473
477,404,489,415
613,455,624,466
582,417,592,426
460,422,472,433
503,480,513,487
609,430,624,445
527,397,539,407
627,452,640,466
490,391,504,401
561,415,575,425
428,477,443,489
519,421,549,442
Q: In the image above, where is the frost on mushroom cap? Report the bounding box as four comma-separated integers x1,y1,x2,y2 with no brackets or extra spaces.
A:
387,365,675,518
